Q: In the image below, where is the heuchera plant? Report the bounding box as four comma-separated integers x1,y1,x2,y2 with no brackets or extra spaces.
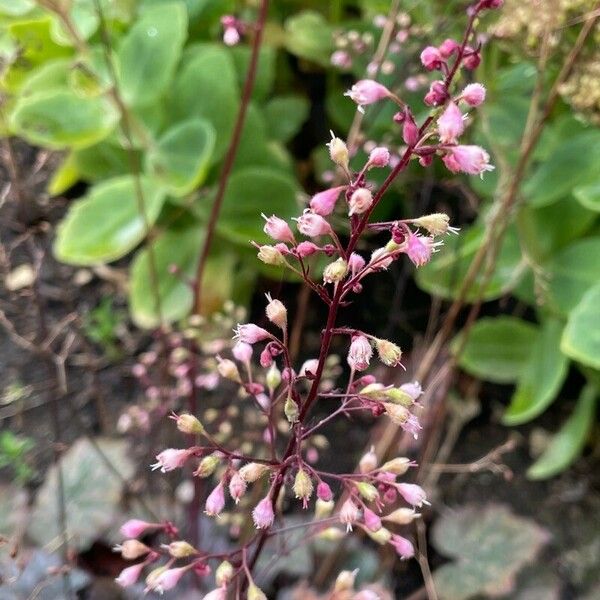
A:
114,1,501,595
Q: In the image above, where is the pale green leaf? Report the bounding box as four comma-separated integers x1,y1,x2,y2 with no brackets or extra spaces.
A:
265,95,310,143
573,181,600,212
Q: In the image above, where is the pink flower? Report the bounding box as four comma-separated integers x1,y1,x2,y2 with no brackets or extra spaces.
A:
460,83,486,106
396,483,429,507
205,482,226,516
296,240,320,257
480,0,504,9
262,214,295,244
439,38,459,58
443,145,494,176
151,448,192,472
405,233,442,267
347,335,373,371
437,102,464,143
402,109,419,146
348,252,366,274
115,563,144,587
119,519,158,538
363,507,382,532
390,534,415,559
462,46,481,70
400,381,423,401
345,79,391,112
153,567,188,593
295,210,332,237
331,50,352,69
340,498,360,531
420,46,443,70
368,147,390,168
310,186,346,216
228,472,247,504
233,323,272,344
253,496,275,529
424,80,449,106
317,481,333,502
223,27,240,46
348,188,373,216
232,341,253,363
204,589,227,600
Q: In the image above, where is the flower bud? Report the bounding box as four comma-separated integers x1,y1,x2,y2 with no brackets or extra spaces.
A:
228,471,247,503
296,240,319,257
340,498,359,531
381,457,412,475
232,341,253,363
460,82,486,106
359,447,378,473
234,323,271,344
401,381,423,400
284,395,299,423
215,560,234,587
151,448,192,473
315,498,335,519
368,146,390,168
296,210,332,237
420,46,443,70
113,539,150,560
437,101,464,143
347,335,373,371
443,145,494,175
345,79,391,112
239,462,270,483
164,540,197,558
323,258,348,284
355,481,379,502
248,582,268,600
396,482,429,507
310,186,346,216
327,131,349,170
194,453,220,478
205,482,226,516
348,252,366,274
411,213,455,236
366,526,392,545
172,412,205,436
385,388,415,407
391,534,415,559
204,588,227,600
318,527,345,540
375,339,402,367
438,38,459,58
119,519,159,539
262,213,295,244
293,468,314,505
384,507,421,525
265,294,287,329
383,403,422,439
363,507,382,532
252,496,275,529
348,187,373,216
257,244,285,266
317,480,333,502
402,108,419,146
424,80,449,106
216,357,241,383
115,563,144,587
334,569,358,592
266,363,281,392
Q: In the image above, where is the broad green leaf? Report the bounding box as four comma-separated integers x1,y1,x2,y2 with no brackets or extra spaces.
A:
28,438,134,551
3,19,71,90
230,45,275,101
265,95,310,143
561,283,600,369
416,224,525,303
54,175,166,265
145,118,216,196
527,384,597,480
545,237,600,315
73,140,132,181
208,167,299,245
49,0,99,46
9,90,119,149
48,153,79,196
19,59,70,98
503,319,569,425
171,45,239,162
454,317,538,383
284,11,334,67
573,181,600,212
432,504,548,600
523,132,600,207
0,0,34,16
516,197,597,262
129,219,202,328
118,2,188,107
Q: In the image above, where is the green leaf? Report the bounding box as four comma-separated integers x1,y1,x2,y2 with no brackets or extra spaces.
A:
416,224,525,303
28,438,135,551
129,218,202,328
48,153,79,196
54,175,166,265
503,319,569,425
527,385,597,480
573,181,600,212
523,132,600,207
118,2,188,107
230,45,275,101
0,0,34,16
145,118,216,196
561,283,600,369
9,90,119,149
49,0,99,46
284,11,334,67
454,317,538,384
264,95,309,143
170,44,239,162
432,504,548,600
545,237,600,315
73,140,132,181
19,59,70,98
208,167,299,245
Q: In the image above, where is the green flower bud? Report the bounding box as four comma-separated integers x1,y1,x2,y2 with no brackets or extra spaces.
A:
355,481,379,502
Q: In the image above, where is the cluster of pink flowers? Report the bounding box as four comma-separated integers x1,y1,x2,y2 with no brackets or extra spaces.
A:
116,1,501,595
